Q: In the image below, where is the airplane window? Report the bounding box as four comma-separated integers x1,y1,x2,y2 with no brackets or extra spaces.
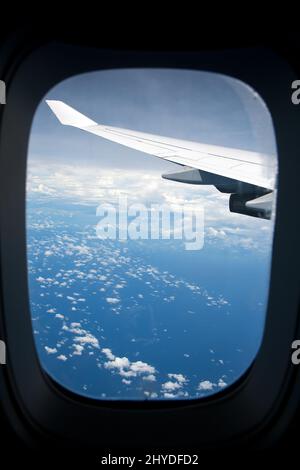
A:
26,69,277,400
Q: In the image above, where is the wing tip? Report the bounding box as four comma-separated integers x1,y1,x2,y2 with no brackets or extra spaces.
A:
45,100,97,128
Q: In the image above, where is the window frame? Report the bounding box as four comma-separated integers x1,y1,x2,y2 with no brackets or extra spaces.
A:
0,42,300,448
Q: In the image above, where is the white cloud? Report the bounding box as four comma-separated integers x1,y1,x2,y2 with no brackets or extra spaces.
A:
102,348,115,361
122,379,131,385
62,322,100,349
162,381,182,392
103,348,156,382
119,369,137,378
104,356,130,370
168,373,187,384
27,162,275,254
143,374,156,382
163,392,176,399
74,334,99,348
72,344,84,356
198,380,214,391
218,378,227,388
106,297,120,304
45,346,57,354
130,361,155,375
30,183,56,195
197,377,227,392
57,354,68,361
207,227,226,238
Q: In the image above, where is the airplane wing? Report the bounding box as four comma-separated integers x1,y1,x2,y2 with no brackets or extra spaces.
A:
46,100,277,219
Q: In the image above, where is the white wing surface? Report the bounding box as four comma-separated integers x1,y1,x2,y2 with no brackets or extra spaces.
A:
46,100,276,191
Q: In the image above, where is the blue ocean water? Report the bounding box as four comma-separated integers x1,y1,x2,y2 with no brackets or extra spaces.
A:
27,196,271,400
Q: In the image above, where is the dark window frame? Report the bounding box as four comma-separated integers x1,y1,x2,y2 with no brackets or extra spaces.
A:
0,43,300,448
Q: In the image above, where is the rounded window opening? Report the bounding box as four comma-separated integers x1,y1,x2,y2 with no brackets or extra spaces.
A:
27,69,277,400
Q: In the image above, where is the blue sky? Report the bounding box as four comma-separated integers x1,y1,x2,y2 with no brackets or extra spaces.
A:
29,68,276,167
